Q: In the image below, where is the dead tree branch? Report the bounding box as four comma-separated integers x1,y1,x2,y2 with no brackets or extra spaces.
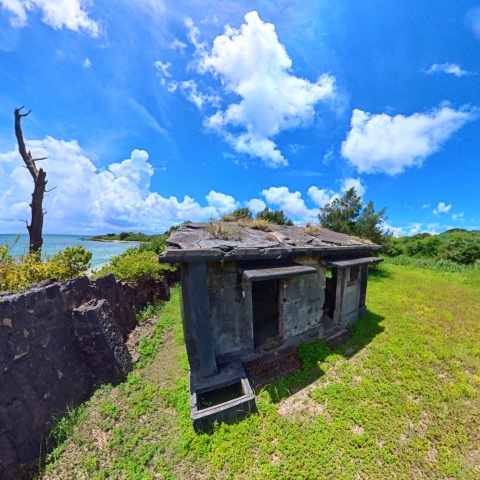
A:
14,107,47,254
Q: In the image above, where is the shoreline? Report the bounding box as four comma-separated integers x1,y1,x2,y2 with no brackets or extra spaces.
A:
86,238,144,243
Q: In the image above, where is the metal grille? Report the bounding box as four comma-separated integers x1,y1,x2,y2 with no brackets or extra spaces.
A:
243,345,302,387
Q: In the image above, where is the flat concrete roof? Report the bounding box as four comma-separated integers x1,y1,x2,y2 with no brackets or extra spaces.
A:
160,222,382,263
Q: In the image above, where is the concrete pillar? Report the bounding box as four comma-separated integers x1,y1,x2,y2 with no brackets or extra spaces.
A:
181,262,217,377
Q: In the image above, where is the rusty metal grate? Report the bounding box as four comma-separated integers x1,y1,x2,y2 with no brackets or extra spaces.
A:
243,345,302,387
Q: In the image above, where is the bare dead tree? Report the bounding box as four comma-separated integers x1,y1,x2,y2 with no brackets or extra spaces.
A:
14,107,48,254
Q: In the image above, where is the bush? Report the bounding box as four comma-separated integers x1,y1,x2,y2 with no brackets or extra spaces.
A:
0,245,92,293
95,248,175,283
440,236,480,265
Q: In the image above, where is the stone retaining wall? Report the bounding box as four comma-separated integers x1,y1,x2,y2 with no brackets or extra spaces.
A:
0,274,169,479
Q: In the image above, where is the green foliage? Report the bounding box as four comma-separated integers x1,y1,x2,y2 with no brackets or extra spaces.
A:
48,404,89,451
384,255,468,273
0,244,91,293
91,232,153,242
441,235,480,265
95,226,178,284
53,247,92,277
318,187,389,244
220,207,253,222
256,207,293,225
96,248,175,283
386,229,480,266
42,266,480,479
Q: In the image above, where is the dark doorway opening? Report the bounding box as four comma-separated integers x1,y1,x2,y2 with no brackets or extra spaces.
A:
252,279,279,348
322,267,337,326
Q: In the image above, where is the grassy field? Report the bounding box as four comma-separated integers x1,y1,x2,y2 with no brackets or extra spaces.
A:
40,264,480,479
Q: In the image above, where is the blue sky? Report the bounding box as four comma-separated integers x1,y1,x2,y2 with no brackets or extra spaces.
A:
0,0,479,235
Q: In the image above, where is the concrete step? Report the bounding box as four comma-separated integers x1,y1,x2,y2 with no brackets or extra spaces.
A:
325,328,352,347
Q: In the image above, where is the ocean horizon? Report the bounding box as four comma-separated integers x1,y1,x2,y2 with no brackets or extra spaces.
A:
0,234,140,270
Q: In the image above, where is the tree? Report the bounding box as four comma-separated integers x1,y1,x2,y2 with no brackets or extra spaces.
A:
318,188,363,234
256,207,293,225
318,187,389,244
221,207,253,222
14,107,48,254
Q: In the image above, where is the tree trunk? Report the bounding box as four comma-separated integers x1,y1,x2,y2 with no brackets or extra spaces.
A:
14,107,47,254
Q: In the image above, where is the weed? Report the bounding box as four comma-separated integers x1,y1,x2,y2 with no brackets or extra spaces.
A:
205,219,243,240
302,221,321,236
41,264,480,480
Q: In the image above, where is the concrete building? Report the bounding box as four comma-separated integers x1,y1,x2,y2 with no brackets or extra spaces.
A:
160,222,382,430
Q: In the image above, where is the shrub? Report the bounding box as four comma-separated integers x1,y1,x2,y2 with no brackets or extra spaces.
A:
95,248,175,283
0,245,92,293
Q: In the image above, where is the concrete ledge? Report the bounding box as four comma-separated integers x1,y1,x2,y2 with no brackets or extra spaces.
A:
190,362,257,432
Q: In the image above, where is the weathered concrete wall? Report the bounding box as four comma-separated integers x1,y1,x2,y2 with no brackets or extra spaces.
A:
0,274,169,480
281,257,325,339
207,262,254,363
206,258,326,364
334,267,363,328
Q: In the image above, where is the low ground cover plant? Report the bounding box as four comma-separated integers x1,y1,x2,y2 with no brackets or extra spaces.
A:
40,263,480,479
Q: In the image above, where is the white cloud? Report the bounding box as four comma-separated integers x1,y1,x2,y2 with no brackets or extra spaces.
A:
246,198,266,214
426,63,471,77
170,39,187,52
452,212,464,221
433,202,452,216
340,177,366,196
188,11,336,167
0,137,243,234
408,223,422,236
406,222,440,236
83,57,92,69
322,148,334,165
0,137,378,233
0,0,100,36
262,186,319,221
341,105,475,175
383,223,405,237
204,190,237,215
307,186,334,207
179,80,221,109
421,204,430,209
155,61,172,78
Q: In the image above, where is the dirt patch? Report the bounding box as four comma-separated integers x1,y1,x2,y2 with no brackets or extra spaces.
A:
125,317,158,362
277,383,331,421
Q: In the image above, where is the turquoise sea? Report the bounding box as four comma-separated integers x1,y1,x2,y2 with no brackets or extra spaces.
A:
0,234,140,270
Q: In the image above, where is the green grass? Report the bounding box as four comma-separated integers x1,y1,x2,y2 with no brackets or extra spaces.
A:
40,265,480,479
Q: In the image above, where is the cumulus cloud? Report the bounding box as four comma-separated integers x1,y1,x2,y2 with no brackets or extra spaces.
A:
383,223,405,237
406,222,440,236
341,105,475,175
340,177,366,196
246,198,266,214
187,11,335,167
426,63,471,77
0,0,100,36
0,137,241,233
261,186,319,222
205,190,237,215
307,186,335,207
433,202,452,216
0,137,375,233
